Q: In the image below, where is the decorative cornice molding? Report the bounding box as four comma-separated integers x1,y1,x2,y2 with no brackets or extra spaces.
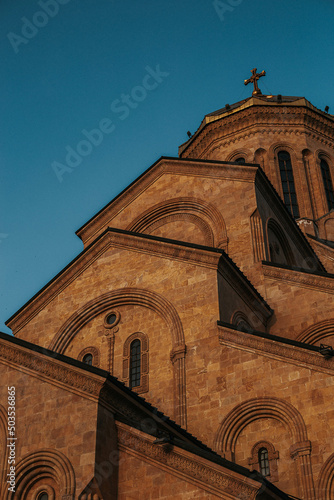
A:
181,105,334,160
0,337,104,398
116,422,259,499
218,325,334,375
262,263,334,293
77,158,258,247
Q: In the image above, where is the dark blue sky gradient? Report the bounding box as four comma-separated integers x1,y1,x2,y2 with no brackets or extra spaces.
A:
1,0,334,333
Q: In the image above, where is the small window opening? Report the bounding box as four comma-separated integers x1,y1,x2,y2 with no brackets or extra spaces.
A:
82,353,93,366
106,313,117,325
130,339,141,388
37,493,48,500
259,447,270,476
234,157,246,164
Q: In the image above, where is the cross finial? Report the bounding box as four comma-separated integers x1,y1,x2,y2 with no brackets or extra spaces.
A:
244,68,266,96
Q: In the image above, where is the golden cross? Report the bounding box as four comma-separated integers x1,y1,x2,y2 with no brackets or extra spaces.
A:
244,68,266,96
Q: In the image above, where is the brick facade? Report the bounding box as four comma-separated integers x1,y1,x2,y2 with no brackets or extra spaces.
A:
2,93,334,499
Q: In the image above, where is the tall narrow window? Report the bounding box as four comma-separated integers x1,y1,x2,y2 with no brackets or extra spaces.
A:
278,151,300,218
258,448,270,476
320,159,334,211
123,332,149,394
130,339,141,388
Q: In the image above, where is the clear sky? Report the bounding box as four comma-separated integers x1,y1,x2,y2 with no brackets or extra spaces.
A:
1,0,334,334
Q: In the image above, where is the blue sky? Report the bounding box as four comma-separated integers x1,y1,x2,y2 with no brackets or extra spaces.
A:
1,0,334,334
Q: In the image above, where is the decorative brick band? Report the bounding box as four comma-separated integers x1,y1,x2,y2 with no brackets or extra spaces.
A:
263,264,334,293
0,338,103,397
218,325,334,375
117,423,259,499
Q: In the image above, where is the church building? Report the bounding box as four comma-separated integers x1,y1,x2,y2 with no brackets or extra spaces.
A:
1,69,334,499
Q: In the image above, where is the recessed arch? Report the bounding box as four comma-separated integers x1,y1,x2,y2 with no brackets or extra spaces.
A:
230,311,253,332
6,449,75,500
78,346,100,367
296,319,334,345
49,288,184,353
126,197,228,249
49,288,187,426
226,149,250,163
214,397,308,457
266,218,295,266
318,453,334,500
0,404,9,499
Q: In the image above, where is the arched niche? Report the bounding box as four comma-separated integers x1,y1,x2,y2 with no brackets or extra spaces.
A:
126,197,228,250
266,218,295,266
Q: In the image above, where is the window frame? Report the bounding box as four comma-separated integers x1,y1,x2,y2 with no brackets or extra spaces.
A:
123,332,149,394
319,157,334,212
277,150,300,218
248,440,279,482
77,346,100,367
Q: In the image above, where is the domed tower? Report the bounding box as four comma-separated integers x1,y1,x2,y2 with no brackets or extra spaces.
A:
179,69,334,259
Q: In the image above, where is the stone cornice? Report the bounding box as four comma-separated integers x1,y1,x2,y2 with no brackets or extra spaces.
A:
218,324,334,376
7,229,223,333
180,105,334,159
262,262,334,293
116,421,259,499
218,258,272,325
76,157,258,247
0,335,104,399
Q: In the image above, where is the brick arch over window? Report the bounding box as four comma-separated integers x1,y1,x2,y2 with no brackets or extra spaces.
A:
225,150,250,163
78,346,100,367
231,311,254,332
248,440,279,482
0,405,9,499
49,288,187,427
6,449,75,500
296,319,334,345
126,197,228,250
214,397,315,500
318,452,334,500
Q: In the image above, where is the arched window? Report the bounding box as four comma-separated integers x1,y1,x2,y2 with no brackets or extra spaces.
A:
278,151,300,218
78,347,100,367
248,440,279,482
267,219,295,266
123,332,149,394
231,311,253,333
82,353,93,366
320,159,334,211
37,493,48,500
258,447,270,476
234,157,246,164
130,339,141,388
